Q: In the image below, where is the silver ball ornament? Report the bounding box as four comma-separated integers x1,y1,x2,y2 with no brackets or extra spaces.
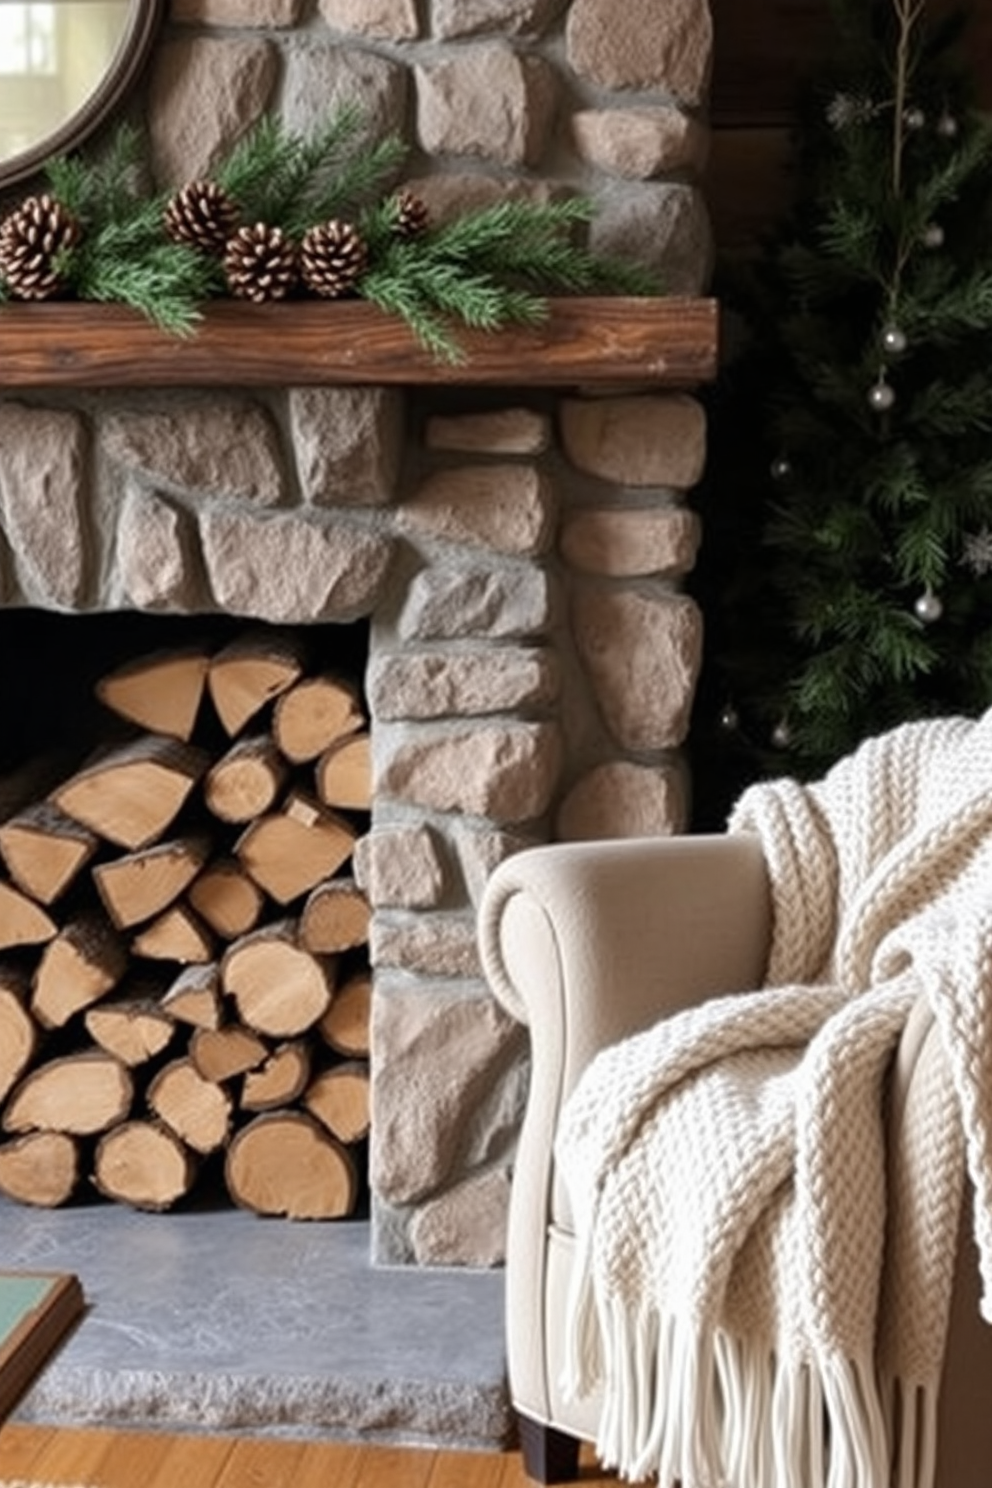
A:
868,380,896,412
719,704,740,733
937,113,959,138
914,589,943,624
903,106,926,131
770,456,792,481
881,325,907,356
771,720,792,749
923,222,945,249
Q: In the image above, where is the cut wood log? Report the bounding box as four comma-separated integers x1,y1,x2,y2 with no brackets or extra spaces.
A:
300,878,370,954
317,972,371,1059
187,858,266,940
0,879,57,950
303,1061,370,1144
0,1131,80,1207
0,751,77,821
225,1111,357,1219
3,1050,133,1136
161,963,222,1030
235,791,357,905
95,645,211,742
273,673,365,764
31,911,128,1030
314,730,372,811
190,1023,268,1083
207,631,306,737
240,1040,312,1112
93,1120,197,1210
93,834,212,929
84,985,176,1067
51,736,209,851
221,920,334,1038
204,735,288,824
0,965,37,1104
131,903,214,964
147,1058,233,1154
0,803,99,905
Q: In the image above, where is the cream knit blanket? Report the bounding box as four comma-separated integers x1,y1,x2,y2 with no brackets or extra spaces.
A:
555,711,992,1488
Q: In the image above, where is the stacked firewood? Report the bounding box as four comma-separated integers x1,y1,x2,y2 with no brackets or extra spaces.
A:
0,632,373,1220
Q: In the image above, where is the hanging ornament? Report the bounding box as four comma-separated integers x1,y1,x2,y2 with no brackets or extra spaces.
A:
868,378,896,412
718,704,740,733
922,223,945,249
770,455,792,481
903,105,926,131
914,588,943,623
771,719,792,749
961,527,992,577
881,325,908,356
826,93,879,130
937,112,959,139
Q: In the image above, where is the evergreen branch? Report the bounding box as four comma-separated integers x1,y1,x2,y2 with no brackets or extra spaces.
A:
358,270,466,363
286,134,408,236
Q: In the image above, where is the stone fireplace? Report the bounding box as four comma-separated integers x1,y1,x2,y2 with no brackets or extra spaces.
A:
0,0,717,1267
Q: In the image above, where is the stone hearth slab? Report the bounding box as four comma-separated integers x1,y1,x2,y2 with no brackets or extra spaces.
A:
1,1197,510,1451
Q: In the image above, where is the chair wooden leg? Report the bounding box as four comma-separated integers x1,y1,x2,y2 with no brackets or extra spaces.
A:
516,1412,581,1484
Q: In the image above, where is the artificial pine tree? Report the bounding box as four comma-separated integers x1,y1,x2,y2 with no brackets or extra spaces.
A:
691,0,992,822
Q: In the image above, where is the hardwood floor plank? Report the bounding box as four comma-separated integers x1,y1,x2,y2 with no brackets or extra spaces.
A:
91,1428,236,1488
353,1441,436,1488
19,1425,121,1482
427,1446,505,1488
288,1438,364,1488
216,1436,309,1488
0,1421,57,1478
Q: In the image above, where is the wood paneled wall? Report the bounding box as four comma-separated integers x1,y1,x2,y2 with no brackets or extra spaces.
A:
707,0,992,249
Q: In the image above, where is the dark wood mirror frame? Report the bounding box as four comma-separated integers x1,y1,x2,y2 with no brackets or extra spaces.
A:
0,0,164,192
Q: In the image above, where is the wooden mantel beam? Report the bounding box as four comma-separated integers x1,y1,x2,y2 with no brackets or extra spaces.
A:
0,297,719,390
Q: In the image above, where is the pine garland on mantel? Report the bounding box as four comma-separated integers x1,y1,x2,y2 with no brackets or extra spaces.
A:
0,105,659,362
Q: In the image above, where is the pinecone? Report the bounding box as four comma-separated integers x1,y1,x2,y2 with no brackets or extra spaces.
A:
392,190,429,240
164,180,240,256
299,219,369,299
0,193,80,301
222,222,299,302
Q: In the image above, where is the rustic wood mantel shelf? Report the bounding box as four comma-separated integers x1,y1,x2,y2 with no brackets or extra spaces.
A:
0,296,719,389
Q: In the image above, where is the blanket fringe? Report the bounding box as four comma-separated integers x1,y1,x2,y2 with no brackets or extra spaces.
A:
889,1379,938,1488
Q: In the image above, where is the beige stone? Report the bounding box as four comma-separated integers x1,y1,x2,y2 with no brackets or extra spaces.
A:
282,45,407,142
566,0,712,101
425,408,550,455
371,985,526,1204
416,45,557,167
402,466,555,556
409,1167,512,1267
376,722,561,822
101,401,284,506
560,507,700,577
200,510,392,623
170,0,303,24
147,37,278,185
290,387,404,507
0,403,86,609
353,826,447,909
571,108,710,179
368,647,559,720
399,566,553,641
560,394,706,489
318,0,418,38
589,183,713,297
372,914,483,978
573,588,702,750
454,825,535,907
557,761,688,841
432,0,564,38
116,489,197,611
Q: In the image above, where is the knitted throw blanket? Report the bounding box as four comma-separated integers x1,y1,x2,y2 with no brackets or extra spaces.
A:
555,712,992,1488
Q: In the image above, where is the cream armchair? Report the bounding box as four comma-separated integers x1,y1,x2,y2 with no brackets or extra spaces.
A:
478,834,992,1485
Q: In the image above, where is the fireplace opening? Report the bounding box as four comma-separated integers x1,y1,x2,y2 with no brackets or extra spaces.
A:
0,607,374,1223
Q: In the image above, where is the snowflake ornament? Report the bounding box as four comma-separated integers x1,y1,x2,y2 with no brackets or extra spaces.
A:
961,527,992,576
826,93,880,130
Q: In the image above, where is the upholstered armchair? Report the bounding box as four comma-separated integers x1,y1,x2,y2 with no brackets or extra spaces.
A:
478,834,992,1486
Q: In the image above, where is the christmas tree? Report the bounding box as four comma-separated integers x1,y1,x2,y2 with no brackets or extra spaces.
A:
691,0,992,823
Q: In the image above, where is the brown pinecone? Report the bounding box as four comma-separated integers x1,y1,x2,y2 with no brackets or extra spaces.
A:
299,219,369,299
392,190,430,240
0,192,80,301
164,180,240,255
222,222,299,302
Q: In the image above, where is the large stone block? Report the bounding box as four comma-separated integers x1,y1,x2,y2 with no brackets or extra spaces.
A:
290,387,404,507
401,465,555,556
416,44,557,167
368,646,559,720
409,1167,512,1267
318,0,419,38
376,721,562,821
371,914,483,978
566,0,712,101
453,824,536,907
101,400,285,506
425,408,550,455
560,506,700,577
560,394,706,489
0,403,87,609
589,182,713,296
571,107,709,179
282,44,408,142
398,566,553,641
170,0,303,24
148,36,278,185
431,0,566,38
116,488,199,611
557,760,688,840
353,825,447,909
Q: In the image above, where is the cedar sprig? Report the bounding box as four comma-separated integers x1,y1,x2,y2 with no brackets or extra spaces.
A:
69,234,217,333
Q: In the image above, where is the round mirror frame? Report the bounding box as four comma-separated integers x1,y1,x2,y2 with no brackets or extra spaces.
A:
0,0,164,191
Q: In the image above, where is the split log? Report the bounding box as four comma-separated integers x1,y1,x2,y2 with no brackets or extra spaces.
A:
187,858,266,940
0,752,76,820
315,731,372,811
300,878,370,954
190,1023,268,1083
317,972,371,1059
225,1111,357,1219
0,965,38,1104
0,879,57,950
93,1120,197,1211
0,1131,80,1207
3,1050,133,1136
304,1062,371,1144
204,735,288,824
147,1058,233,1154
131,902,214,964
161,963,222,1030
0,803,99,905
221,920,334,1038
84,985,176,1066
240,1040,312,1112
235,791,357,905
95,645,211,742
93,834,212,930
207,631,306,737
31,911,127,1029
51,736,209,851
273,674,364,764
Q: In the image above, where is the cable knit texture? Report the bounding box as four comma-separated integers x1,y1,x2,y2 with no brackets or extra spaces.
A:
555,711,992,1487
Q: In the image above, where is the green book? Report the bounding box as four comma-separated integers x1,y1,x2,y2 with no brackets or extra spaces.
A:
0,1272,84,1422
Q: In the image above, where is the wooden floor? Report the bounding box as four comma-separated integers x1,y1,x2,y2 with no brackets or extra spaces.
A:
0,1423,618,1486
